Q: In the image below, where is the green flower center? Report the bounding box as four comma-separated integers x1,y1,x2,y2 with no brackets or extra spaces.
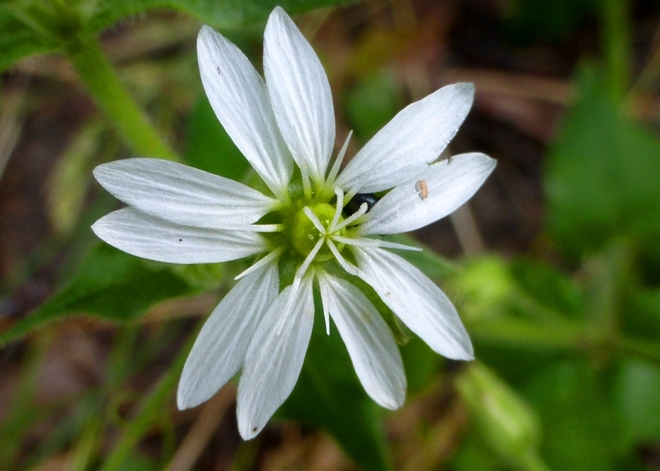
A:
290,202,344,261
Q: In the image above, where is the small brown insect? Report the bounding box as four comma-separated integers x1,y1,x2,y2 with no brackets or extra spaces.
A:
415,180,428,200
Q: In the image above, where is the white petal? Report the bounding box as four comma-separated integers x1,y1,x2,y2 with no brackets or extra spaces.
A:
94,158,278,229
264,7,335,182
336,83,474,194
92,208,265,264
318,273,406,409
198,25,292,199
177,261,279,409
362,153,496,235
236,276,314,439
353,246,473,360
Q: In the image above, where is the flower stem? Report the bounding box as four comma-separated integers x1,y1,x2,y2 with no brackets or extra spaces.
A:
582,239,632,350
469,314,660,367
617,335,660,366
467,317,584,352
67,36,179,161
600,0,631,102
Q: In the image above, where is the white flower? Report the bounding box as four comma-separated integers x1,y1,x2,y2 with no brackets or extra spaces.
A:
91,7,496,440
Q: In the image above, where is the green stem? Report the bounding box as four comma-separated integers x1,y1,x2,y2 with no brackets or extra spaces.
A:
69,418,102,471
584,240,632,343
617,335,660,365
467,317,584,352
469,314,660,367
600,0,631,102
67,36,179,161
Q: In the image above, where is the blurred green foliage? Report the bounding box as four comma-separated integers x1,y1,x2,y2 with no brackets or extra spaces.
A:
547,67,660,274
0,0,354,73
344,69,402,142
456,362,546,471
2,0,660,470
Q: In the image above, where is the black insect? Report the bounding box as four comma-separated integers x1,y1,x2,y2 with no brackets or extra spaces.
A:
342,193,380,217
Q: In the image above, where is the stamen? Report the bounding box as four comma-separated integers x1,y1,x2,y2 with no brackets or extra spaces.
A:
328,187,345,233
326,238,360,276
250,223,284,233
296,237,324,280
234,248,283,280
333,202,368,232
331,235,422,252
327,130,353,185
303,207,326,235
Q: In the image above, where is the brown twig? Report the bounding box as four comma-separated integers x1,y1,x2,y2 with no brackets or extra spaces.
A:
164,385,236,471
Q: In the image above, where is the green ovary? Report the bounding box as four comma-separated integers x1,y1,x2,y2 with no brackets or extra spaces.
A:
290,203,344,261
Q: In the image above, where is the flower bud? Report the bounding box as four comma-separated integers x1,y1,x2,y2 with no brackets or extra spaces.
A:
449,256,515,321
456,362,548,470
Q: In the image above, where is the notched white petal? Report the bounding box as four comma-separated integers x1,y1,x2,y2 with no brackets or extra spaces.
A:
198,25,292,198
353,246,474,360
94,158,278,229
264,7,335,182
177,261,279,409
318,273,406,409
336,83,475,194
236,276,315,439
363,153,496,235
92,208,265,264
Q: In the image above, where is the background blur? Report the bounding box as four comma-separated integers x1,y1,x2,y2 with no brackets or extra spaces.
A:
1,0,660,470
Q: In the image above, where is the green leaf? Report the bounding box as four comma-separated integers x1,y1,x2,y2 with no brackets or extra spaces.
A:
1,0,355,73
615,359,660,444
524,361,624,471
0,243,201,346
0,10,61,73
279,301,391,471
509,257,584,321
451,431,504,471
546,66,660,263
87,0,356,33
184,95,250,180
622,289,660,342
